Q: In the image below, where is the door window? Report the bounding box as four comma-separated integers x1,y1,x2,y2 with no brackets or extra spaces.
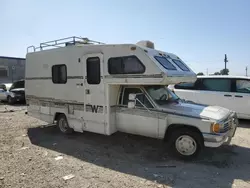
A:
121,87,153,108
86,57,101,84
202,78,231,92
236,79,250,93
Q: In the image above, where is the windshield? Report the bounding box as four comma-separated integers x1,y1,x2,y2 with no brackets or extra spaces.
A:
154,56,177,70
172,59,190,71
0,84,7,91
10,81,24,90
145,85,179,106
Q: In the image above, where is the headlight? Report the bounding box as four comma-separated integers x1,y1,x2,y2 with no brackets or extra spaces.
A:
211,123,223,133
9,92,15,98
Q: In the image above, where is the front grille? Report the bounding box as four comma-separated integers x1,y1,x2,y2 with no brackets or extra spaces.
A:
221,119,232,133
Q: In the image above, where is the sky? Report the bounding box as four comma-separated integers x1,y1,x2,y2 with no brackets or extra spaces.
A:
1,0,250,75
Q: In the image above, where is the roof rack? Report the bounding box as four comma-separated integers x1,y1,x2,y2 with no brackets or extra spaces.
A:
27,36,105,53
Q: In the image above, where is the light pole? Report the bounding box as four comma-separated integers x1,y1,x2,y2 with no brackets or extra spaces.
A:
224,54,228,69
223,54,228,75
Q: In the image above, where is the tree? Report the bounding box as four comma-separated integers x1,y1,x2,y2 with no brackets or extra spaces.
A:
220,68,229,75
197,72,204,76
214,72,221,75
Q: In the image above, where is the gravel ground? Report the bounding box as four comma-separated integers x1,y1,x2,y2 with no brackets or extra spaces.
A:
1,104,250,188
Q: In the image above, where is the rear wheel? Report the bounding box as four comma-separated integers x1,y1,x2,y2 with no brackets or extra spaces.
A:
169,128,203,160
56,114,73,134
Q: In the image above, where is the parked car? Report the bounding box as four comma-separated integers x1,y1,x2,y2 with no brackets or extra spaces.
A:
0,83,12,102
6,80,25,104
168,75,250,119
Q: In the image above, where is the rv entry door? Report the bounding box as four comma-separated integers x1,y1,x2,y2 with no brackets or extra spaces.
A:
83,53,106,134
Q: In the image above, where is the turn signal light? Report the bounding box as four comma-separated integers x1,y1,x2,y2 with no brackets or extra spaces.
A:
211,123,220,133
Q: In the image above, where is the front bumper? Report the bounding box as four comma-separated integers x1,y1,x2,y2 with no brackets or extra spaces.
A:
12,95,25,102
203,113,238,148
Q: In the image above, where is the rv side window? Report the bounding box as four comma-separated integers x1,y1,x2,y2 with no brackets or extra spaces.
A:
108,55,145,74
87,57,101,84
52,64,67,84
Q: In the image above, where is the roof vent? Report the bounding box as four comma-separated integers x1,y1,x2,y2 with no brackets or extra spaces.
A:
136,40,155,49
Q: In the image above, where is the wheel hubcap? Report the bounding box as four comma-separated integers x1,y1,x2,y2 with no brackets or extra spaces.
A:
175,135,197,156
58,118,68,132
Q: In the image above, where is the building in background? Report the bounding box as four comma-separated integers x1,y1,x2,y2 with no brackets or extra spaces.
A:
0,56,25,84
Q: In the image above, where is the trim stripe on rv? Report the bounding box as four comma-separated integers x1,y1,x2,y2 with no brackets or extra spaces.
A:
25,74,163,80
25,77,51,80
26,95,104,113
104,74,163,78
27,95,205,120
25,76,84,80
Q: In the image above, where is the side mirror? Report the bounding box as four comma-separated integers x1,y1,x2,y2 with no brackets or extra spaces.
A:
129,93,136,100
128,101,135,109
128,93,136,109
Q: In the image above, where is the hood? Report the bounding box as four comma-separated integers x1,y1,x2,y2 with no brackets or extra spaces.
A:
160,101,231,121
10,88,25,92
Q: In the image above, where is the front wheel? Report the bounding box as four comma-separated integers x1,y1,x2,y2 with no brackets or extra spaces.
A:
169,128,203,160
7,96,15,105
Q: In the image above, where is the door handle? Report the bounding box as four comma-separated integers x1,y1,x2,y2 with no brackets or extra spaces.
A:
224,94,232,97
76,83,83,86
235,95,243,98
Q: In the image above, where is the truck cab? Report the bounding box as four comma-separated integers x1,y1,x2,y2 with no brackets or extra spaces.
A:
115,85,237,159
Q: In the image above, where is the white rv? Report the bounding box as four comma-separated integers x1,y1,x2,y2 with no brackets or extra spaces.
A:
25,37,238,159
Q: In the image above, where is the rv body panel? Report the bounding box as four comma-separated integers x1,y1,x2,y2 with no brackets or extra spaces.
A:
25,43,196,136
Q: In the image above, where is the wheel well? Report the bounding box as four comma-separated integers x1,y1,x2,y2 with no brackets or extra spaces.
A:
164,124,203,142
53,112,65,123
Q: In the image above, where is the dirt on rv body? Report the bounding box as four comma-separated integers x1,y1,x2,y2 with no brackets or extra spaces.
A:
1,104,250,188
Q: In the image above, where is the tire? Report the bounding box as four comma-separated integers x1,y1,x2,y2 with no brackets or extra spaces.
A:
169,128,203,160
56,114,73,134
7,96,15,105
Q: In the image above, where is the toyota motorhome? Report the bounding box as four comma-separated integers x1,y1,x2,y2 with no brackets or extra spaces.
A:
25,37,238,159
